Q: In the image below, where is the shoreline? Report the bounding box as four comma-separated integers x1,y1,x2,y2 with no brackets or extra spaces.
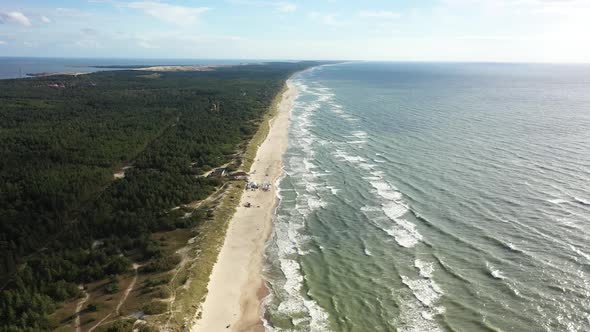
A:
191,79,298,332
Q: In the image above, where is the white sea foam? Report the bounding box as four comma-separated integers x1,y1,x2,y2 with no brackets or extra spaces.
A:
341,114,358,122
383,225,421,248
348,140,367,145
569,244,590,262
358,162,376,170
548,198,569,204
573,196,590,206
415,259,435,278
396,299,444,332
361,205,381,213
506,242,524,253
266,78,332,331
333,149,368,164
401,275,443,307
371,181,404,201
326,186,340,195
368,178,425,249
486,261,506,280
351,130,368,138
397,275,445,332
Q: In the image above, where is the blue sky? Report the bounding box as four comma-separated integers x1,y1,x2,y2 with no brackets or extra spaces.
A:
1,0,589,62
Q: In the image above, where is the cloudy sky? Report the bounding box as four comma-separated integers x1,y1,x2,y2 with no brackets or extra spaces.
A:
1,0,589,62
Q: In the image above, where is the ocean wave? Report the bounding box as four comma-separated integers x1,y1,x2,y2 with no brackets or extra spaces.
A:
326,186,340,196
272,258,331,331
360,205,381,213
401,275,443,307
485,261,506,280
482,234,525,254
548,196,590,207
347,140,367,145
264,82,334,331
366,179,423,249
341,114,358,122
371,181,404,202
569,244,590,262
572,196,590,206
397,276,445,332
361,204,422,249
396,299,444,332
432,253,472,284
415,259,435,279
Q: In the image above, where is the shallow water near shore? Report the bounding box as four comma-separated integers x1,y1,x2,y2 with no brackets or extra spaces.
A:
263,62,590,331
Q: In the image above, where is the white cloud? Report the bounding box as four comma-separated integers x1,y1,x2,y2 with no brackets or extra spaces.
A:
81,28,99,36
76,39,103,48
41,16,51,23
117,31,248,51
124,1,209,26
0,11,32,27
229,0,297,13
55,8,92,18
278,3,297,12
138,40,159,49
0,40,6,45
456,34,540,41
359,10,401,19
309,12,338,26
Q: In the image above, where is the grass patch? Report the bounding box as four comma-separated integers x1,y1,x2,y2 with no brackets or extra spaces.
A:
143,300,168,315
93,318,135,332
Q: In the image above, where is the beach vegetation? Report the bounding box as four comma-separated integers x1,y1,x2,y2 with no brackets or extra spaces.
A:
0,62,319,330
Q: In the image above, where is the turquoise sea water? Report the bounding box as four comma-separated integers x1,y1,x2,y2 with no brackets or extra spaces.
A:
263,62,590,331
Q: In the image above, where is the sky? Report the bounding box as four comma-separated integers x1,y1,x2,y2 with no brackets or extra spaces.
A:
1,0,590,62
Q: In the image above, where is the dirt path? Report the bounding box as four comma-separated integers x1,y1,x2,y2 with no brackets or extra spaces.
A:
88,264,140,332
74,285,90,332
116,263,140,315
162,247,194,330
187,183,228,210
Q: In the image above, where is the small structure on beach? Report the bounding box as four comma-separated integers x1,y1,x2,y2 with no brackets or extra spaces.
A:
246,181,258,190
261,182,271,192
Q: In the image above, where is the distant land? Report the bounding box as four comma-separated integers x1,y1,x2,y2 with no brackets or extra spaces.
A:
0,57,275,80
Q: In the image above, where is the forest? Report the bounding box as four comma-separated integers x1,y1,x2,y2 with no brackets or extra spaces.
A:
0,61,319,330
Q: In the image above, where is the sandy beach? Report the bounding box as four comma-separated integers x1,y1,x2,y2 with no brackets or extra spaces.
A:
191,80,297,332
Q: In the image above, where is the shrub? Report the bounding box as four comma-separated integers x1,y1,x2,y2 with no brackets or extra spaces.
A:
143,301,168,315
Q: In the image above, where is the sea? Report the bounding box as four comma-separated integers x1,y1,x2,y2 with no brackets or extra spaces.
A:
0,57,255,79
263,62,590,332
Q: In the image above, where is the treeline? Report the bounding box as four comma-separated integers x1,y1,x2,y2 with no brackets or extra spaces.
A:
0,62,320,330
